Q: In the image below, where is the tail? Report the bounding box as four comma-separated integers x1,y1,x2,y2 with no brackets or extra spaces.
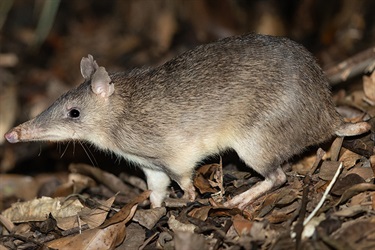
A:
335,121,371,137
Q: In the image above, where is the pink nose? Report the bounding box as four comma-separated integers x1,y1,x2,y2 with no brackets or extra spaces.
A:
4,130,19,143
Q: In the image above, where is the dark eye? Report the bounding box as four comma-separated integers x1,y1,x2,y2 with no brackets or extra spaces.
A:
68,108,80,118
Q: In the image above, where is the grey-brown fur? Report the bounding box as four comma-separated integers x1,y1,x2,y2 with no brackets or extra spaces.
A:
5,34,370,208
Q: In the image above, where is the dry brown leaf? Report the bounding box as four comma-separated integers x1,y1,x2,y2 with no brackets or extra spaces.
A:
47,219,127,249
209,207,243,218
2,197,84,223
174,231,208,250
100,190,150,229
267,211,293,224
336,183,375,206
249,221,269,242
292,154,317,175
331,174,365,196
330,137,344,161
345,90,368,111
0,245,8,250
371,155,375,173
0,174,38,200
349,191,374,206
194,174,217,194
164,197,192,207
155,232,173,249
132,207,166,230
342,134,374,158
168,215,197,233
120,173,147,191
333,205,367,218
8,223,31,237
53,173,96,197
47,191,147,249
187,206,213,221
275,188,301,205
266,201,299,224
346,165,374,181
121,223,146,249
188,206,242,221
79,196,116,229
227,171,252,188
194,164,221,194
339,149,362,168
255,186,301,218
55,196,116,230
0,214,14,232
232,214,253,236
363,71,375,102
332,218,375,249
69,163,130,194
319,161,342,181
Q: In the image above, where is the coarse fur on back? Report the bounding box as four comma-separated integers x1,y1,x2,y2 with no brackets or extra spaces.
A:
103,34,343,174
5,33,370,208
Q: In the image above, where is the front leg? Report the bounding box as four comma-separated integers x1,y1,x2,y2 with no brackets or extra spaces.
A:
143,168,171,207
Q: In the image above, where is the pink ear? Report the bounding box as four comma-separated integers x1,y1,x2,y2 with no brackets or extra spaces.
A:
80,54,99,80
91,66,114,98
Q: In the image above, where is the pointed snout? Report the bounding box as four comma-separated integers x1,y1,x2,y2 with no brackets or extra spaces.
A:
4,118,74,143
4,119,37,143
4,129,20,143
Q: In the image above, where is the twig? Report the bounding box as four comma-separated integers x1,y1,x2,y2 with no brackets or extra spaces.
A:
325,47,375,85
0,234,44,247
317,227,354,250
294,149,325,250
303,162,343,226
139,232,159,250
330,137,344,162
308,148,326,176
60,223,89,237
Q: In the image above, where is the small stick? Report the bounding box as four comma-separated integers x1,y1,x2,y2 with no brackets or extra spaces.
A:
308,148,326,176
303,162,343,226
324,47,375,85
295,149,325,249
139,232,159,250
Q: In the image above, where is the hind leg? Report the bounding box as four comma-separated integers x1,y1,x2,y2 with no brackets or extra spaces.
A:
225,166,286,209
225,142,287,209
177,174,196,201
169,161,196,201
164,155,197,202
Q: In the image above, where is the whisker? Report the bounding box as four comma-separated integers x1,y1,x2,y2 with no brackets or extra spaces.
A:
78,141,98,167
56,142,62,156
60,141,71,158
72,141,76,155
38,144,42,156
